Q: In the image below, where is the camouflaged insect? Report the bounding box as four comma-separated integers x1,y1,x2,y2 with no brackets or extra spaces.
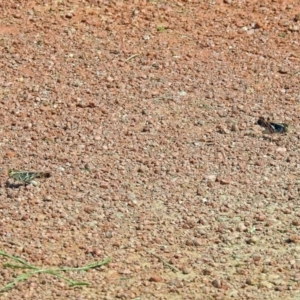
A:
257,117,289,134
8,170,51,184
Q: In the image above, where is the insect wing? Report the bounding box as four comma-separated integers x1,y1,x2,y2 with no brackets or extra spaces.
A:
269,122,288,133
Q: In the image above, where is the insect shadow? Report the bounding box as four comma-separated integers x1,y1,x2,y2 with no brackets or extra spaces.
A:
5,181,27,189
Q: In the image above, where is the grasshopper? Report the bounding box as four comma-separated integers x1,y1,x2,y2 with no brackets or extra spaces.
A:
8,170,51,185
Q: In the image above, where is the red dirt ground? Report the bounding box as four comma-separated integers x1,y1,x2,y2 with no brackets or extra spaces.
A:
0,0,300,299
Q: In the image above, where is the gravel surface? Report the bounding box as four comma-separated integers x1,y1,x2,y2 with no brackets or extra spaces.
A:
0,1,300,299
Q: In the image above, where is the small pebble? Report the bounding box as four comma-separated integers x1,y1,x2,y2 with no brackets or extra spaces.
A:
149,275,163,282
246,278,256,286
181,267,190,274
212,279,222,288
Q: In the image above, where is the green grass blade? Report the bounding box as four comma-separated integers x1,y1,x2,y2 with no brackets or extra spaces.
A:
42,270,89,286
0,272,32,292
0,251,37,270
69,282,89,287
0,250,111,292
59,257,111,272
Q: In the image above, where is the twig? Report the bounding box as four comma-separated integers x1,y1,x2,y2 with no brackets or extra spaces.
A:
145,250,180,273
125,54,139,62
292,70,300,76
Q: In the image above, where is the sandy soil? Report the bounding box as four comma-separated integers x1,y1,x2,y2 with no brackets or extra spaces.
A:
0,0,300,299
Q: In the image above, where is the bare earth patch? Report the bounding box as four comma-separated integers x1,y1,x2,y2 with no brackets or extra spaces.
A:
0,0,300,299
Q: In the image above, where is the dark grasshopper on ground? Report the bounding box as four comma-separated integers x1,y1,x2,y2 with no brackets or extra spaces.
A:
257,117,289,134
